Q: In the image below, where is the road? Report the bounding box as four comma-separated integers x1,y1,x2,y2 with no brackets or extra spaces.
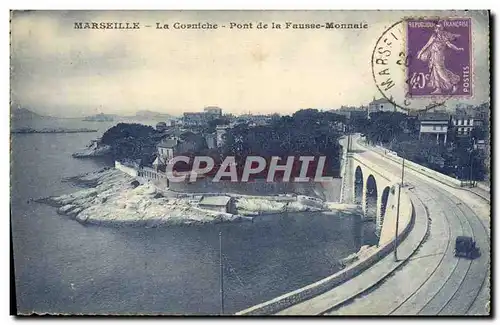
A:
325,136,490,315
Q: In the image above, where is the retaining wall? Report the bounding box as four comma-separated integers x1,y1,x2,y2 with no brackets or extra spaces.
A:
372,145,463,188
235,188,414,315
114,161,138,177
477,182,490,192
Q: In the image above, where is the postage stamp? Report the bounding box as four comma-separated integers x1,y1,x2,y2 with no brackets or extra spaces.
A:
371,16,475,113
406,18,472,98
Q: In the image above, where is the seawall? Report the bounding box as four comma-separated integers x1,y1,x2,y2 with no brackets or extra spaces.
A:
235,187,414,315
114,161,139,177
115,161,343,202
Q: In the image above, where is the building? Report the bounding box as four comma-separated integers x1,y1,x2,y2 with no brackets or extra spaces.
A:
330,106,368,120
425,103,448,112
418,113,450,144
204,106,223,118
237,114,272,126
331,121,346,132
452,114,475,136
368,97,397,117
183,112,209,127
216,125,229,147
198,196,236,214
474,139,487,150
156,122,167,132
204,133,217,149
153,138,179,169
183,107,224,126
455,103,489,121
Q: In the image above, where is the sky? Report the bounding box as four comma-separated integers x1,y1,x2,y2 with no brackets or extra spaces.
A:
10,10,490,117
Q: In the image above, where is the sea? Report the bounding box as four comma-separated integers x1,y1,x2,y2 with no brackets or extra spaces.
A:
10,117,376,315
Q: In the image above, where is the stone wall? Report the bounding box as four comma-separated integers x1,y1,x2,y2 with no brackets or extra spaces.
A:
168,177,342,201
378,184,413,246
114,161,138,177
372,145,463,188
235,188,414,315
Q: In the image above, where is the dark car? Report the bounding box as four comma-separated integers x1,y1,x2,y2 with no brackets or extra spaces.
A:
455,236,479,259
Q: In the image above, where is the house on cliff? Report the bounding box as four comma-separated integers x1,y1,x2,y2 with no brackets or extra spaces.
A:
153,138,179,170
152,132,208,171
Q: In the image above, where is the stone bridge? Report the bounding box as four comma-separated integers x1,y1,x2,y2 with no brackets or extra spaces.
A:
339,141,404,242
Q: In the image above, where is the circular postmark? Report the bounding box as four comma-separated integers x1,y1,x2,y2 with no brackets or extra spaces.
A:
371,20,452,113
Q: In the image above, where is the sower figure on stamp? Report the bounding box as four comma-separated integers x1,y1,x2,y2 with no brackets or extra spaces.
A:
417,21,464,95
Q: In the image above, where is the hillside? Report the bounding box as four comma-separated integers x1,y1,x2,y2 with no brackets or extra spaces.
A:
10,107,45,120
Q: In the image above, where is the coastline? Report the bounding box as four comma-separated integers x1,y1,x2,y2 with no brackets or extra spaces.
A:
72,145,111,158
37,168,348,228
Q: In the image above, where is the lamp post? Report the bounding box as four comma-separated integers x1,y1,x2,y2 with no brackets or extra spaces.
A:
394,157,405,262
469,148,474,188
219,231,224,315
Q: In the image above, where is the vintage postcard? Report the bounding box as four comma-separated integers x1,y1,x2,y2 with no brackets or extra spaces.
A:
10,10,491,316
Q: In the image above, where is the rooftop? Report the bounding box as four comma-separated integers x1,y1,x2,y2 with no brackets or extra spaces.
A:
369,97,391,105
157,139,178,148
199,196,232,206
418,112,450,121
454,112,476,118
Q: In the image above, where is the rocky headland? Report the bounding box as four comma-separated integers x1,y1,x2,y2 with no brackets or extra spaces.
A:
37,168,338,228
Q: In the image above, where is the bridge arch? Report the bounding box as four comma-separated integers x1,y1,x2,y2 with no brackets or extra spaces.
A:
378,186,391,236
354,166,363,205
365,175,378,222
345,154,405,245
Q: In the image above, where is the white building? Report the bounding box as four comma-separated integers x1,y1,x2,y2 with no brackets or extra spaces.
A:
418,113,450,144
153,138,179,169
204,106,223,117
216,125,229,147
452,114,475,136
368,97,395,113
204,133,217,149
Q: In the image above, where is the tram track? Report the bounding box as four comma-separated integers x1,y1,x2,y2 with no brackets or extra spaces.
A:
359,145,490,315
391,185,475,315
386,187,457,315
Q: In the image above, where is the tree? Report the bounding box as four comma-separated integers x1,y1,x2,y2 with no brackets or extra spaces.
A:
221,110,342,177
471,126,487,140
363,112,406,145
204,118,230,133
178,131,208,154
100,123,158,164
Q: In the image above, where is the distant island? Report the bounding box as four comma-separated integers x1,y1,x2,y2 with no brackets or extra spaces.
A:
11,106,176,122
11,127,98,134
83,110,174,122
10,107,46,120
11,107,97,133
83,113,116,122
134,110,173,120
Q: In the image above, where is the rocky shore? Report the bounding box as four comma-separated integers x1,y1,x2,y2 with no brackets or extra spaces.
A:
37,168,338,228
72,145,111,158
72,140,111,158
37,168,245,227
